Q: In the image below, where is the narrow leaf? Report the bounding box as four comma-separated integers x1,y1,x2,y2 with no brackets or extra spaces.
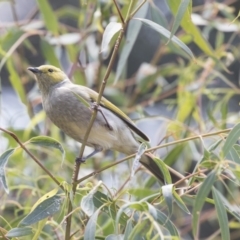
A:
0,148,15,194
135,18,194,59
84,208,101,240
115,3,149,83
6,227,33,238
192,170,217,235
166,0,214,56
31,188,59,212
124,219,133,240
101,22,122,54
173,189,190,214
222,123,240,157
169,0,190,41
146,203,179,237
106,234,124,240
40,40,61,68
93,191,128,226
6,59,27,105
212,187,230,240
26,136,65,162
36,0,59,34
152,157,172,184
19,195,62,226
162,184,173,216
81,181,102,216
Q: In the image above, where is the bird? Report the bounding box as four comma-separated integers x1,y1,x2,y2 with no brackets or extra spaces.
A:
28,65,164,182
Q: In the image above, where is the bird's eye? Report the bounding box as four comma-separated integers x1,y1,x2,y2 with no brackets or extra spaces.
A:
48,69,53,73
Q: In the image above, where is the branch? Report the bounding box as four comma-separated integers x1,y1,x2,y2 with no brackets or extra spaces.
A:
0,127,63,190
76,128,231,184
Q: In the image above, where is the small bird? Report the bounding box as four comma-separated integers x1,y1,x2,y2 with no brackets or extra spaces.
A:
28,65,163,181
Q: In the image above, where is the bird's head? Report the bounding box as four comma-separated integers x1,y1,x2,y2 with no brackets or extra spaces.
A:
28,65,68,94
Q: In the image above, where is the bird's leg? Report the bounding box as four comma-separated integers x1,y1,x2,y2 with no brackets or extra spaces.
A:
91,102,113,131
75,147,103,163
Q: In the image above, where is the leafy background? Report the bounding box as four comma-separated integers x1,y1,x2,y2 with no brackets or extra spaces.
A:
0,0,240,239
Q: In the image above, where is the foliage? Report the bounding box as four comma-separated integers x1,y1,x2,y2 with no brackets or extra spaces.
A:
1,0,240,239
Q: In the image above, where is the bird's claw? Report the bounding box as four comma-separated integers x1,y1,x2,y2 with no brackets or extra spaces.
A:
91,102,113,131
75,157,86,163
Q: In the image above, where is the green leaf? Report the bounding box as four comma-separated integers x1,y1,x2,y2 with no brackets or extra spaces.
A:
135,18,194,59
226,147,240,164
6,58,27,105
36,0,59,34
212,188,230,240
106,234,124,240
101,22,122,55
19,195,62,226
152,157,172,184
173,189,190,214
40,40,61,68
0,148,15,194
6,227,33,238
146,203,179,237
150,2,168,28
222,123,240,157
192,170,217,235
81,181,102,216
162,184,173,216
166,0,214,56
115,2,149,83
84,208,101,240
26,136,65,163
124,219,133,240
169,0,190,41
93,191,128,226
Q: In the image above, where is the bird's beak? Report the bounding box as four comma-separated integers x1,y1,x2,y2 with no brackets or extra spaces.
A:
27,67,41,74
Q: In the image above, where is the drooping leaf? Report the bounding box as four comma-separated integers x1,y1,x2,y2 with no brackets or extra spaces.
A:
93,191,128,226
169,0,190,41
115,2,149,83
134,18,194,59
40,40,61,68
166,0,214,56
162,184,173,216
36,0,59,34
173,189,190,214
192,170,217,235
84,208,101,240
222,123,240,157
0,148,15,194
6,58,27,105
212,187,230,240
101,22,122,56
81,181,102,216
152,157,172,184
6,227,33,238
19,195,62,226
26,136,65,162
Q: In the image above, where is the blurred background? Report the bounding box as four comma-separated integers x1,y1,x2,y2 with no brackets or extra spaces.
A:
0,0,240,239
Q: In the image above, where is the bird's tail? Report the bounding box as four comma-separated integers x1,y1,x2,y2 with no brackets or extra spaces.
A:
140,153,185,184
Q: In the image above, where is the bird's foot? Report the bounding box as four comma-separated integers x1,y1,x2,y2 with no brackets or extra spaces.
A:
91,102,113,131
75,157,86,163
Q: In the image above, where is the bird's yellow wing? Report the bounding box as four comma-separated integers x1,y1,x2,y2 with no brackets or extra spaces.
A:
80,86,149,142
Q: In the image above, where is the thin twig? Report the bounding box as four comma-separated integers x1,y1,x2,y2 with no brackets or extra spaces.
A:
113,0,125,24
76,128,231,184
65,3,127,238
0,127,63,190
